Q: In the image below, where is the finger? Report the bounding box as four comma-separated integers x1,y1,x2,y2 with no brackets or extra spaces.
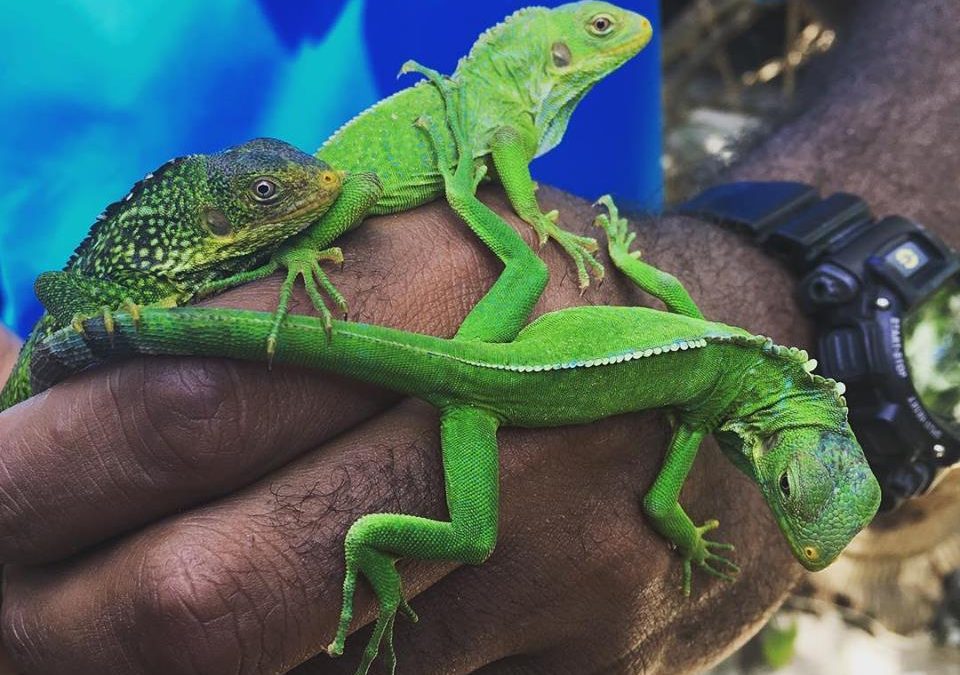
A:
0,401,444,674
0,402,666,675
0,190,620,565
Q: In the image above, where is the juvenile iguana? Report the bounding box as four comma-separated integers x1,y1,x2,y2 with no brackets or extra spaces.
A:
0,138,342,410
198,1,653,354
33,100,882,673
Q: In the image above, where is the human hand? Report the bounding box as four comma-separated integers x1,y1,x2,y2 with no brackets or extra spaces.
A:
0,187,802,674
4,0,957,670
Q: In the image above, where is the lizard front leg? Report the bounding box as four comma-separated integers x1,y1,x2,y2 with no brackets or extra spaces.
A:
329,406,500,675
197,172,383,357
400,59,601,293
491,125,604,291
643,424,740,595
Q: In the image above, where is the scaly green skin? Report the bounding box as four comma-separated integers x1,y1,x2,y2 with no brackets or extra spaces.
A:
0,138,342,410
200,1,653,353
32,196,882,675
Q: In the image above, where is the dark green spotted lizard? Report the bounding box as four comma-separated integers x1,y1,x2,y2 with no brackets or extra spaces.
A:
0,138,342,410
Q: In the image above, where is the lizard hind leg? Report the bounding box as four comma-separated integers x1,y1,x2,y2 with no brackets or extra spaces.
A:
328,406,500,674
594,195,704,320
413,75,549,343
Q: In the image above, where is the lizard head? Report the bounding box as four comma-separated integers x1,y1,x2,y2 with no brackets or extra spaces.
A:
531,2,652,156
196,137,343,267
457,2,652,158
66,138,341,284
720,424,881,571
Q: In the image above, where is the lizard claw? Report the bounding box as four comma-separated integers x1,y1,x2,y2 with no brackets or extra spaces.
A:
679,518,739,596
397,59,419,78
266,335,278,369
70,315,87,336
121,299,143,331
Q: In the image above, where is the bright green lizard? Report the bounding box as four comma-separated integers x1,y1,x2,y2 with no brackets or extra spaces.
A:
32,90,882,674
198,1,653,354
0,138,343,410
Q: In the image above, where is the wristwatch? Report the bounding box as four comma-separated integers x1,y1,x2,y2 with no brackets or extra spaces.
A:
676,182,960,510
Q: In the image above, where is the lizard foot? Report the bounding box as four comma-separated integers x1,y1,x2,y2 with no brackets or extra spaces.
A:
404,61,490,197
414,115,484,197
594,194,641,260
264,246,349,360
198,246,348,360
532,212,604,291
679,518,739,596
328,547,414,675
69,305,121,339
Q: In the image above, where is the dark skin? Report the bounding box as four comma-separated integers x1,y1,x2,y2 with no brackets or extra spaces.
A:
0,0,957,672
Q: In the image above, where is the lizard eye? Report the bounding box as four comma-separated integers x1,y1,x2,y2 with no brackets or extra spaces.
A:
588,14,615,36
779,472,791,498
251,178,279,202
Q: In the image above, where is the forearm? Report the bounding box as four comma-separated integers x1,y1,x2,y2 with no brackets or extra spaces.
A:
0,190,802,675
731,0,960,236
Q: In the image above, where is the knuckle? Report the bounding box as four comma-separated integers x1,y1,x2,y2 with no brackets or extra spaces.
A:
135,358,249,474
131,539,252,673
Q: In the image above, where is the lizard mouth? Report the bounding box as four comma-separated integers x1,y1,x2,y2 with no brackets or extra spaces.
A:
604,17,653,61
268,172,343,225
281,196,336,223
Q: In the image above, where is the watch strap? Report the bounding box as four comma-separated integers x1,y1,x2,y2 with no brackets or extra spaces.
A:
674,181,874,272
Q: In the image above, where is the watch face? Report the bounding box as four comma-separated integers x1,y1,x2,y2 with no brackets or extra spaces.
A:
904,276,960,438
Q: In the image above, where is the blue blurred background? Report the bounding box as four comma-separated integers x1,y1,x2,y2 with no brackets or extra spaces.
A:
0,0,661,337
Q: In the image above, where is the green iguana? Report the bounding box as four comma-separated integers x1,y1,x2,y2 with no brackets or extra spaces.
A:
0,138,343,410
198,1,653,354
32,92,882,674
